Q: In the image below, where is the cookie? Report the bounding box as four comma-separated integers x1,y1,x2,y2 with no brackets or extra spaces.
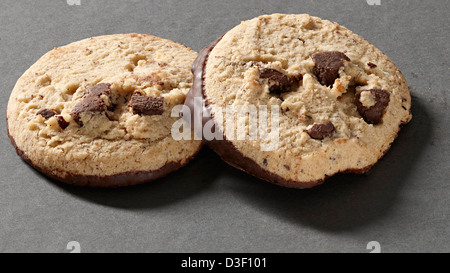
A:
185,14,412,189
7,33,201,187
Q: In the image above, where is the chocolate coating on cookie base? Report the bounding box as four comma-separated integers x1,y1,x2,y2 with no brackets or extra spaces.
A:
7,118,198,188
184,35,408,189
184,36,225,129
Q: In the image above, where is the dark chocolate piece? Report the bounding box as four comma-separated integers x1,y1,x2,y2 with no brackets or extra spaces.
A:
307,121,336,140
36,109,57,120
312,51,350,87
259,68,293,94
368,62,377,69
70,83,112,126
355,89,390,125
57,116,69,130
128,91,164,116
83,83,111,97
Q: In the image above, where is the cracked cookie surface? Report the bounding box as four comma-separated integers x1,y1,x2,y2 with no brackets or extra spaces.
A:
7,33,201,187
200,14,412,187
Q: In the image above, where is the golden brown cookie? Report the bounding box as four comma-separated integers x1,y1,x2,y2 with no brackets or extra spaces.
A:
7,34,201,187
186,14,412,188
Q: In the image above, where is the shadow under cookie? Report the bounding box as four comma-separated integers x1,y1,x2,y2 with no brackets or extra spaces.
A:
226,97,428,232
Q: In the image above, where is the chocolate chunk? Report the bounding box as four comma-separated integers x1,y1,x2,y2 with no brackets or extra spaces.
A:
37,109,69,129
307,121,336,140
36,109,57,120
259,68,293,94
293,74,303,82
355,89,390,125
312,51,350,87
128,91,164,116
367,62,377,69
70,83,112,126
57,116,69,129
84,83,111,97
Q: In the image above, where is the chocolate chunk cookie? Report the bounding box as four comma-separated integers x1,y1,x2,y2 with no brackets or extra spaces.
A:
185,14,412,188
7,34,201,187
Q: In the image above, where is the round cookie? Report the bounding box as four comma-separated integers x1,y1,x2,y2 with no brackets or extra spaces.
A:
7,33,202,187
186,14,412,189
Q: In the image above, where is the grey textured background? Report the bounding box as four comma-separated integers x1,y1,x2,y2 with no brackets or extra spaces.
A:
0,0,448,253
